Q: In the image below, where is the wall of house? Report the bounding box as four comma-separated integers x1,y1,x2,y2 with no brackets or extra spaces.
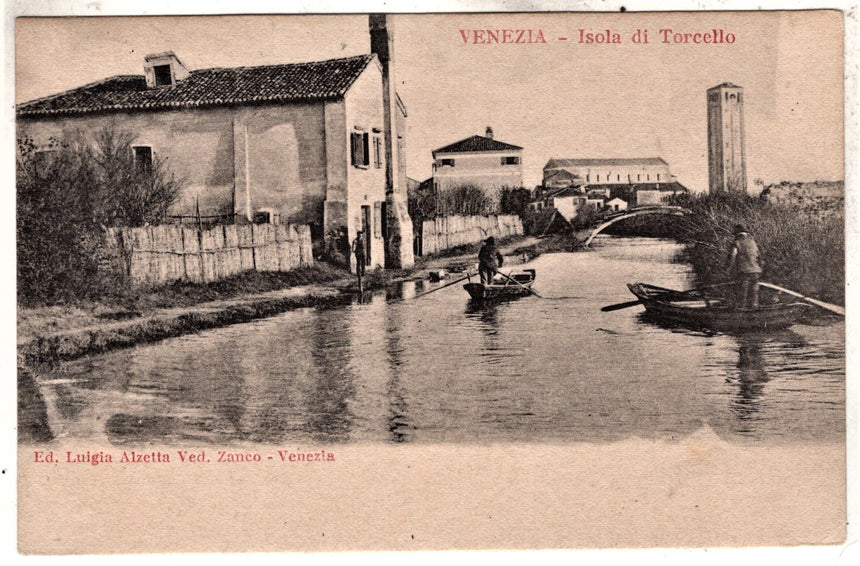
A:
17,109,237,218
231,103,327,226
343,60,388,272
433,151,524,197
551,196,584,221
17,102,330,226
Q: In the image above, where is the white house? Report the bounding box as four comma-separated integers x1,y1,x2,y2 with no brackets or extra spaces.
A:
606,197,628,212
16,16,415,272
431,127,523,206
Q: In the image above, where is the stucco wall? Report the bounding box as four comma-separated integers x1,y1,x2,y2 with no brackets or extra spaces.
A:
343,60,387,272
17,102,330,224
18,109,237,217
433,151,523,194
231,103,327,225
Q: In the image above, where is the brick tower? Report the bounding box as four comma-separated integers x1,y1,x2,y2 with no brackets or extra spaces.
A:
707,83,747,194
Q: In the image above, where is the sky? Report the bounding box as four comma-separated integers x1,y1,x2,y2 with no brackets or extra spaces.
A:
15,11,844,193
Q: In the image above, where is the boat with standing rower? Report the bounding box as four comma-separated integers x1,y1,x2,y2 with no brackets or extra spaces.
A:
464,269,537,301
625,282,810,331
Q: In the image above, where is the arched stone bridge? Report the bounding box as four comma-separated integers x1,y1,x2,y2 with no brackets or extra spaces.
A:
581,205,692,247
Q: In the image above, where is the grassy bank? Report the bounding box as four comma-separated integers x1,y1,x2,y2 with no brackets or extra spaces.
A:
674,192,844,305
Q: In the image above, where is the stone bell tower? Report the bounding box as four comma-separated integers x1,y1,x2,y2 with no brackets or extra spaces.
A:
707,83,747,194
370,14,414,269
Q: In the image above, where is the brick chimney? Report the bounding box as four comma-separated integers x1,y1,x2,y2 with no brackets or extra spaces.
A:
369,14,414,269
486,126,494,139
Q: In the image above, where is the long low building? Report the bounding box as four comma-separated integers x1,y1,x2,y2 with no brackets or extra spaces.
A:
543,157,675,187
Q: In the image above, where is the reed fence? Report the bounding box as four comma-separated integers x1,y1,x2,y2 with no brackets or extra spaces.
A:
104,223,313,286
418,214,523,256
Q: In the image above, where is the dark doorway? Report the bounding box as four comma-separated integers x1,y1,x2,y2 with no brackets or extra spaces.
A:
361,205,372,262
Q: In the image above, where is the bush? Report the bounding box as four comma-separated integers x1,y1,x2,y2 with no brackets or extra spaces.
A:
17,127,184,306
675,192,844,304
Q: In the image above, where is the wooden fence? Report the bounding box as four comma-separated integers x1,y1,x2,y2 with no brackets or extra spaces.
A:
418,214,523,256
104,223,313,286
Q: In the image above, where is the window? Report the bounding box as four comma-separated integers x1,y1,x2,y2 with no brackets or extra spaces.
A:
637,174,641,181
501,156,520,166
153,64,173,86
596,175,600,182
132,146,153,174
617,174,620,181
351,131,369,168
647,174,650,181
440,158,455,167
586,174,590,182
373,135,383,168
657,174,661,181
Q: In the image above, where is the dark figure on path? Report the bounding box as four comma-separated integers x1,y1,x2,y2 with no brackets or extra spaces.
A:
352,230,366,277
478,236,504,285
726,224,763,308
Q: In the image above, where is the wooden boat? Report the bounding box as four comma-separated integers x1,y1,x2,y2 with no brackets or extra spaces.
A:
464,269,537,301
626,282,809,331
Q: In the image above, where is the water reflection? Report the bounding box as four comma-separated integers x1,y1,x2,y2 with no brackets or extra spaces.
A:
729,336,770,428
385,300,413,443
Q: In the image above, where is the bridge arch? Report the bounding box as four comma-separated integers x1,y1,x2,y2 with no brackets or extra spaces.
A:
582,206,692,247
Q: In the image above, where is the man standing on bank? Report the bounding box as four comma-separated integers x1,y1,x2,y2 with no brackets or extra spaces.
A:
352,230,366,278
726,224,763,308
478,236,504,285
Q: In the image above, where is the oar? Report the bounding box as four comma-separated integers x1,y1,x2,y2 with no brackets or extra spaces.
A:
495,270,542,298
411,273,473,299
759,282,845,316
601,299,642,312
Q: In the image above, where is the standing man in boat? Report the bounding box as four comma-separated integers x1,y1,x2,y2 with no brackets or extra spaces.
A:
478,236,504,285
726,224,763,308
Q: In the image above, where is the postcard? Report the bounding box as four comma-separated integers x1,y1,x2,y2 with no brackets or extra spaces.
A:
11,5,852,559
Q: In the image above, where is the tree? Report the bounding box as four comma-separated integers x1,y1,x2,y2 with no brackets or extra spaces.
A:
499,186,532,217
17,127,184,305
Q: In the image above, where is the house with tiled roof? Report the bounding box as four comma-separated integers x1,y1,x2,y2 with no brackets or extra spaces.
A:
430,127,524,206
17,26,414,272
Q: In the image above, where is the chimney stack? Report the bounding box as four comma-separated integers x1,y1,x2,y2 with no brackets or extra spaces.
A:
368,14,414,269
486,126,494,139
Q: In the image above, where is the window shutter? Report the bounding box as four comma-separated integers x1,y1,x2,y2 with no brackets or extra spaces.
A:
373,202,382,237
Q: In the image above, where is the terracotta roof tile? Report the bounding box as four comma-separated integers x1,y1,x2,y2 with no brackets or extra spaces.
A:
17,54,375,117
433,135,523,154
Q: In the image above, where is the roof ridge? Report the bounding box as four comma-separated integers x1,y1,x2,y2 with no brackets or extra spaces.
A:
191,53,374,74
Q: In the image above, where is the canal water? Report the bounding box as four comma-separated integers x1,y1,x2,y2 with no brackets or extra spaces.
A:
36,237,845,446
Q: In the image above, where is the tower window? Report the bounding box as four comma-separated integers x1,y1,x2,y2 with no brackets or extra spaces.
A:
153,65,173,86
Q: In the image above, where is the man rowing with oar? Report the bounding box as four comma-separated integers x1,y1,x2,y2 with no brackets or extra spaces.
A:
726,224,763,308
477,237,504,285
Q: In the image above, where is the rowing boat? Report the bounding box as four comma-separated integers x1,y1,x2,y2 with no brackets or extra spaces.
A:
464,269,537,301
626,282,809,331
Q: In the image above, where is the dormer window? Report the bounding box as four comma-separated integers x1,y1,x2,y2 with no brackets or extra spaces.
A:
153,65,173,86
144,51,189,89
